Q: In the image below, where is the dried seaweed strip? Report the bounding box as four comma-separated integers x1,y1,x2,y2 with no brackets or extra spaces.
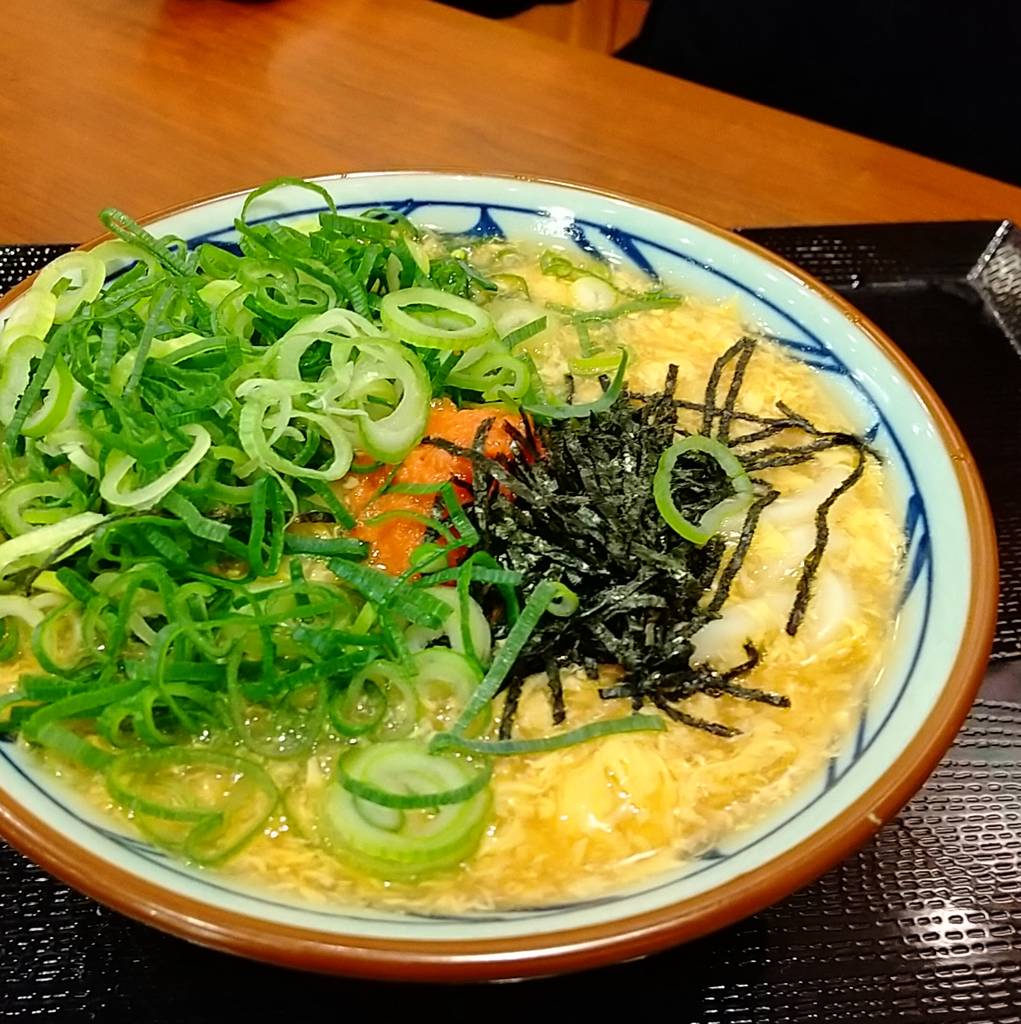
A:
498,675,525,739
743,433,863,471
697,536,727,592
545,657,566,725
501,420,540,463
422,436,539,503
775,401,822,433
729,419,807,446
701,338,753,436
471,417,495,451
653,696,740,738
704,487,779,617
786,445,867,636
670,396,799,431
716,338,757,444
710,680,791,707
721,642,760,678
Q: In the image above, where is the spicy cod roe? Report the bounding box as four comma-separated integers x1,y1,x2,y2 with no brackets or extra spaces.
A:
338,400,520,574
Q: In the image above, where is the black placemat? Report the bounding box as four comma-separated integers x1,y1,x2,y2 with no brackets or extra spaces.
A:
1,224,1019,1023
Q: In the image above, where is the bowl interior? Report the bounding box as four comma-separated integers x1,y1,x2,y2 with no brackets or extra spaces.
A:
0,173,984,964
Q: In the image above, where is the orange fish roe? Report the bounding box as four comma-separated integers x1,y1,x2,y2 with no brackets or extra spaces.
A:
336,400,521,574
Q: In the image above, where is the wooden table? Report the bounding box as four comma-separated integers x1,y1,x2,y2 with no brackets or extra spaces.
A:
4,0,1021,244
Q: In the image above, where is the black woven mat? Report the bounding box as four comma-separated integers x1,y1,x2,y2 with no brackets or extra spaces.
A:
1,225,1019,1022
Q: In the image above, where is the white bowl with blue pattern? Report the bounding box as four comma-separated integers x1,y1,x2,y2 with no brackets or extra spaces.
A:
0,173,998,980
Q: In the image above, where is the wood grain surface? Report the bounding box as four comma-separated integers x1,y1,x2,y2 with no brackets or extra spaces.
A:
507,0,648,52
3,0,1020,243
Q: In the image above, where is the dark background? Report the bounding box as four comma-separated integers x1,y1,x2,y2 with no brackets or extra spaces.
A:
445,0,1021,187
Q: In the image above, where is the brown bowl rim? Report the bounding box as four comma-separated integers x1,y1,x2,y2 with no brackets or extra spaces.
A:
0,170,999,982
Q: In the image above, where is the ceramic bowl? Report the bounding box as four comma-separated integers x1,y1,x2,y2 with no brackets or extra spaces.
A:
0,173,998,980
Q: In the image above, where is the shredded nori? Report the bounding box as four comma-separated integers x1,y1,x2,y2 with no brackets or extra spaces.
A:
425,364,773,737
701,337,756,442
785,444,867,635
703,487,779,618
425,335,874,739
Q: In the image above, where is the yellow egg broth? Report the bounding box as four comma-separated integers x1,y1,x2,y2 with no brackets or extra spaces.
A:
2,243,904,913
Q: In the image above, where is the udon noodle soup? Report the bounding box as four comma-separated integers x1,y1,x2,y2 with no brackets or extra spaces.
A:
0,183,902,912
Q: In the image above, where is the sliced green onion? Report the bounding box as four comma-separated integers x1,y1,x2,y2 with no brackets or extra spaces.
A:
197,243,242,279
491,273,530,298
0,595,48,630
387,480,480,550
89,238,159,277
109,331,206,396
548,583,579,617
336,740,491,810
349,340,430,464
552,292,683,323
283,534,368,560
415,560,522,590
411,647,490,737
575,320,593,358
408,542,447,574
443,579,565,737
320,762,490,877
501,315,547,349
328,559,449,628
240,176,337,224
432,714,666,755
238,398,353,481
0,289,56,359
101,424,212,508
568,348,626,377
97,682,224,749
21,357,79,438
0,690,30,718
34,251,106,323
106,748,279,865
653,434,753,546
43,430,100,479
329,678,386,737
0,512,107,579
0,481,75,536
273,307,378,380
318,211,401,242
404,587,492,665
0,335,45,426
401,234,431,276
227,647,328,760
22,680,144,769
538,250,612,284
446,344,531,402
161,492,233,544
380,287,495,350
361,508,457,548
99,209,190,277
305,479,357,529
522,349,628,420
54,567,96,604
31,599,84,676
335,660,418,740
